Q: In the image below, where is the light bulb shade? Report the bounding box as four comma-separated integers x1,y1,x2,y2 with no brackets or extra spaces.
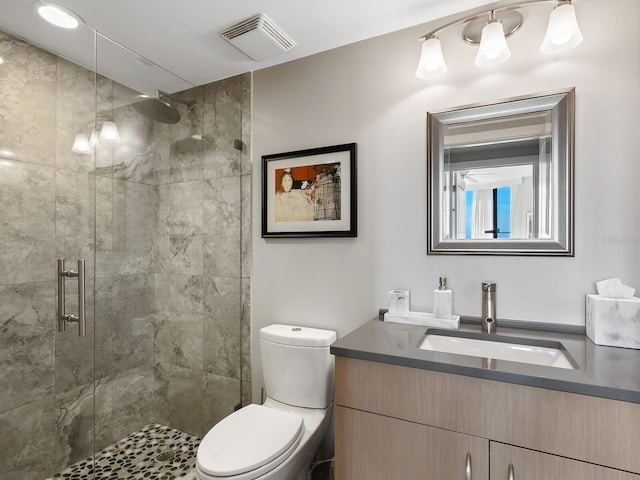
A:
416,36,447,79
541,2,583,54
99,121,121,143
89,130,99,148
475,20,511,67
71,133,91,154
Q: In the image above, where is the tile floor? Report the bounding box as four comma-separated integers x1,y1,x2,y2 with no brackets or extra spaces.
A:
46,424,200,480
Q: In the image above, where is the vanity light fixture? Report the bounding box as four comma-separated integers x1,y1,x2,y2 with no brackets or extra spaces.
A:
98,121,121,143
415,0,583,79
71,117,121,154
35,1,84,29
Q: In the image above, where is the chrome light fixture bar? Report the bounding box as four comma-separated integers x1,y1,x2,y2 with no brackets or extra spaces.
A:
416,0,583,79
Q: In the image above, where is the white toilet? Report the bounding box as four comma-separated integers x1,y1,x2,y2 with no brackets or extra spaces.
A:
195,324,337,480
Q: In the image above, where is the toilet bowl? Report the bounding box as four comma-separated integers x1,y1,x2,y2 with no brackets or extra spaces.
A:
196,324,337,480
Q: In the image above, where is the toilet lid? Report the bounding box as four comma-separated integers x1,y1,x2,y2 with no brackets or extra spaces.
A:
197,404,304,477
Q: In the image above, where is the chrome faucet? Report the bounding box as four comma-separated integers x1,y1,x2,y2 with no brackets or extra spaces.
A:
481,282,497,334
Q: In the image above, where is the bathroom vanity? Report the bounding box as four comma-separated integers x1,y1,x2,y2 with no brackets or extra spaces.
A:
331,318,640,480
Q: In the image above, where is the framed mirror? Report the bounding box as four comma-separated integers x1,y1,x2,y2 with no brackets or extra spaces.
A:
427,88,574,256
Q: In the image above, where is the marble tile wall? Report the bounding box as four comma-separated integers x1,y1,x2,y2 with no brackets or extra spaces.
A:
0,28,251,479
152,73,252,437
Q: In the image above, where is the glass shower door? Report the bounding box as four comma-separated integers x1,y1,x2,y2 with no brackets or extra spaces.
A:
0,27,98,479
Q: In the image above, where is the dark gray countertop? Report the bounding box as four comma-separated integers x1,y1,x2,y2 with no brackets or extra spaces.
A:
330,317,640,404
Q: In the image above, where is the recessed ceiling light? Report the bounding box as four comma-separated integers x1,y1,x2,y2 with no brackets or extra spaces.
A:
35,1,84,29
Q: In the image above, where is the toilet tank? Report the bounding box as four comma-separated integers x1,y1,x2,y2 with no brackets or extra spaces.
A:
260,324,337,409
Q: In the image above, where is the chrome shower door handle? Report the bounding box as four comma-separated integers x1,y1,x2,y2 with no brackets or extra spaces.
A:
57,258,86,336
76,259,86,336
465,452,472,480
57,258,67,333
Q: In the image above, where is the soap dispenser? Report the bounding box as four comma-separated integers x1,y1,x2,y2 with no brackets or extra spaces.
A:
433,276,452,320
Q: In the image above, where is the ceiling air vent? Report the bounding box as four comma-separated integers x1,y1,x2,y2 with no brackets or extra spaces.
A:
219,14,296,61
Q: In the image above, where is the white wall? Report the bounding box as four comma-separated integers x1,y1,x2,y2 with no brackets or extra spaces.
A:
251,0,640,399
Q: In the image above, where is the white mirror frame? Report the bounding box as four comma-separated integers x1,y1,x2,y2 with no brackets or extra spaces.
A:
427,88,575,256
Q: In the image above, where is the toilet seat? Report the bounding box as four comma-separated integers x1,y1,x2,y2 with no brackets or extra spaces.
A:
196,404,304,479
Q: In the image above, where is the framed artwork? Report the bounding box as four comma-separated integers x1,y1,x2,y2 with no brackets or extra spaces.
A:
262,143,357,238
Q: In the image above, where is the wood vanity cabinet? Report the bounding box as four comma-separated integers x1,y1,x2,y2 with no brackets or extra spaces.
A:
334,357,640,480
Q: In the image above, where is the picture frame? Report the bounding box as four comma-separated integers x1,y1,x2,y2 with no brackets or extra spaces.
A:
262,143,357,238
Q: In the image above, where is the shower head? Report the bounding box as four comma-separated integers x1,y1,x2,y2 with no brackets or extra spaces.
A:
132,90,195,124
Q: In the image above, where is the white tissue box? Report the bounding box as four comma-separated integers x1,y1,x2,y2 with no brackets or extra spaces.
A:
586,294,640,349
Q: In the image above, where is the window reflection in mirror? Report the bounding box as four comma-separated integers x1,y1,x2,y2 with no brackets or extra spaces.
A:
443,111,552,240
428,89,574,255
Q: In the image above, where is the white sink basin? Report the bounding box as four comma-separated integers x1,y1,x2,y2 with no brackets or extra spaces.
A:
418,331,577,369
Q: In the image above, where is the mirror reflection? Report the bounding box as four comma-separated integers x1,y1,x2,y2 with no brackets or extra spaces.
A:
428,89,574,255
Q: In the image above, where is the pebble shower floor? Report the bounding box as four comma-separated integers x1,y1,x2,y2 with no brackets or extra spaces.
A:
46,424,201,480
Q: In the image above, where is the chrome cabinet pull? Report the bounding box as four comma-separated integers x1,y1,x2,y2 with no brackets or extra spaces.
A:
57,258,86,336
507,463,515,480
465,452,472,480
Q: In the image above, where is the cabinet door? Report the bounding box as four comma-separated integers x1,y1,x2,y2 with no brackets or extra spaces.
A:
490,442,640,480
335,406,489,480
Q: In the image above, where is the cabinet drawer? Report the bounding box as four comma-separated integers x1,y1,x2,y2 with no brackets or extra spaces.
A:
335,406,489,480
335,356,640,473
490,442,640,480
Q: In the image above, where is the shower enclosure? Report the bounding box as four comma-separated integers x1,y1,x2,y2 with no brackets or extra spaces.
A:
0,25,251,480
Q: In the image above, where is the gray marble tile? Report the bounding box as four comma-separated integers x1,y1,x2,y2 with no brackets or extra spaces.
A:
112,274,153,321
154,274,172,312
203,373,241,431
169,181,203,236
112,314,154,374
0,282,55,412
203,235,241,279
55,308,95,393
241,173,252,279
112,179,155,275
154,184,171,273
203,176,241,236
0,160,56,285
56,57,96,173
55,169,95,262
153,311,204,370
241,277,252,383
93,75,116,178
111,275,154,372
170,274,204,314
170,136,204,183
95,176,113,261
204,75,243,111
95,274,115,379
154,122,172,185
240,73,252,176
171,86,204,142
54,382,95,470
170,235,203,275
0,31,57,168
241,380,252,408
203,276,241,379
109,367,154,440
0,396,56,480
203,177,241,277
113,88,156,185
153,362,204,437
203,101,241,180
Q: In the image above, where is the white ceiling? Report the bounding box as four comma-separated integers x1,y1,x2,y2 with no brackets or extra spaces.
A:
0,0,498,94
